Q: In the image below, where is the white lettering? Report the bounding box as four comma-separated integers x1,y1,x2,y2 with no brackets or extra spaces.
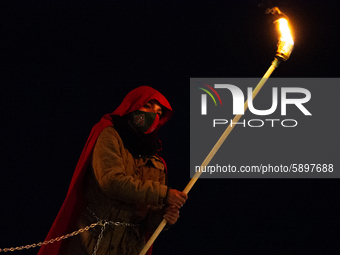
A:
281,88,312,115
248,87,278,115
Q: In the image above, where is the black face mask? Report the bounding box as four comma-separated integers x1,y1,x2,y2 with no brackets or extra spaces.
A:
128,110,160,134
112,115,161,157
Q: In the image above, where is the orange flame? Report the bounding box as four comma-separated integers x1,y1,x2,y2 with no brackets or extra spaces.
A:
274,18,294,60
275,18,294,45
266,7,295,60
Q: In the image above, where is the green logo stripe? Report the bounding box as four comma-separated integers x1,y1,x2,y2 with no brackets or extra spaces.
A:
198,87,217,106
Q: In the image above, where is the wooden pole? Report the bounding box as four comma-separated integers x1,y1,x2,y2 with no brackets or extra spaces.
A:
139,58,281,255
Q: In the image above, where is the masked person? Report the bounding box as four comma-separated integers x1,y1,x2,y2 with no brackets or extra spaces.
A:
38,86,188,255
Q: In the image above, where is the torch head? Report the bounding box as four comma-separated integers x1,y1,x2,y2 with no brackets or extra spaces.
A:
275,18,294,61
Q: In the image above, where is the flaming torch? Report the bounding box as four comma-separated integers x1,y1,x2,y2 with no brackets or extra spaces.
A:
267,6,294,61
139,7,294,255
275,18,294,60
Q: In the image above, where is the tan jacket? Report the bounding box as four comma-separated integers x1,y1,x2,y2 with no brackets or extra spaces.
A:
61,126,168,255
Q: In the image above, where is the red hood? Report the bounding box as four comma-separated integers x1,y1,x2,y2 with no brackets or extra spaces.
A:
38,86,171,255
106,85,173,129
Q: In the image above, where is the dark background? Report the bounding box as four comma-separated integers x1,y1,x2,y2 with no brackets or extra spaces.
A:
0,0,339,254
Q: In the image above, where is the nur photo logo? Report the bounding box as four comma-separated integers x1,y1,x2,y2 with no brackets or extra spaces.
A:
195,80,312,128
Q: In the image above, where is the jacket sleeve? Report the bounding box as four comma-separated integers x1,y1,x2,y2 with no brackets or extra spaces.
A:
92,126,168,206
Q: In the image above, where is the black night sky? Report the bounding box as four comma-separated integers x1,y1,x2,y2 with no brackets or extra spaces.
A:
0,0,339,254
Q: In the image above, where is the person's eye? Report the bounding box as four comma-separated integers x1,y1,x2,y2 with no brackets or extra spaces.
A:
144,104,151,109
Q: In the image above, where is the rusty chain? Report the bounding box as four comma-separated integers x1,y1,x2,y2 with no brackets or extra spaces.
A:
0,221,102,252
0,208,140,253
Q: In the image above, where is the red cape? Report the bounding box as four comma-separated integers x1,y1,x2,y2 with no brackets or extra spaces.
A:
38,86,172,255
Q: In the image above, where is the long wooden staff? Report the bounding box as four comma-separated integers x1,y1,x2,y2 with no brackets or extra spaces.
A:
139,58,281,255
